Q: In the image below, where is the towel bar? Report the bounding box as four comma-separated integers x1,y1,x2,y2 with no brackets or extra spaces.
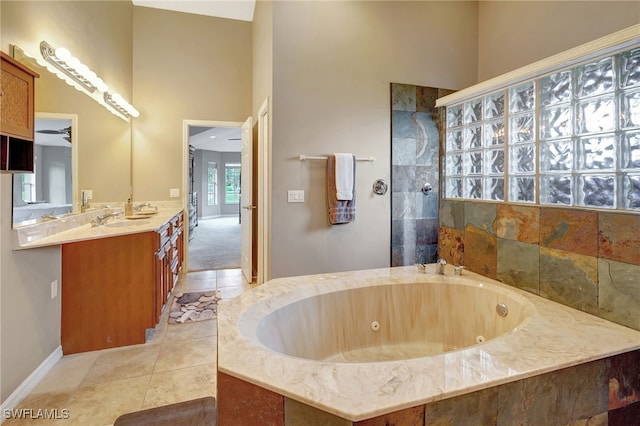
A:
299,155,375,162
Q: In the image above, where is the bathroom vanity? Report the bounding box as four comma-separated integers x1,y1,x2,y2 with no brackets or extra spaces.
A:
13,208,184,354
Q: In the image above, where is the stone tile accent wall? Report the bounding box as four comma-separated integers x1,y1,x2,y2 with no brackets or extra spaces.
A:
217,350,640,425
390,83,453,266
217,371,284,426
439,200,640,332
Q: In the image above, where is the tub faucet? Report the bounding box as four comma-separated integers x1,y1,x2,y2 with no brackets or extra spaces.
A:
91,212,121,227
436,258,447,275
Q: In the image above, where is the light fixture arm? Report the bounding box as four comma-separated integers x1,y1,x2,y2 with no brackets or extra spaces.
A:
39,41,97,93
36,40,139,120
103,92,139,119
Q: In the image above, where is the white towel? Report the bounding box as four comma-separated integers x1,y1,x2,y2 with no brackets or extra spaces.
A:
334,153,354,201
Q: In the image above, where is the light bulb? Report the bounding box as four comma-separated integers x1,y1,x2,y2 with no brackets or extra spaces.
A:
128,107,140,118
85,70,98,85
76,63,89,78
66,57,81,70
54,47,71,62
95,78,108,93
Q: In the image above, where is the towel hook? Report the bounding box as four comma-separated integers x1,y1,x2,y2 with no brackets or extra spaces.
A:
372,179,388,195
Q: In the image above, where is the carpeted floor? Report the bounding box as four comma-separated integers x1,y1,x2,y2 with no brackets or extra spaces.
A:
188,216,241,271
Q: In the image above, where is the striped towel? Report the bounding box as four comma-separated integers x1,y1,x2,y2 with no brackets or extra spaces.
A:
326,154,356,224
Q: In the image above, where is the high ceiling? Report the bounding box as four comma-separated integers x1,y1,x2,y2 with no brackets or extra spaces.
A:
131,0,256,21
189,126,242,152
131,1,251,152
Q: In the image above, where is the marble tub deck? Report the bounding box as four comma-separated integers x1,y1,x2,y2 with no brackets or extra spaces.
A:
217,265,640,422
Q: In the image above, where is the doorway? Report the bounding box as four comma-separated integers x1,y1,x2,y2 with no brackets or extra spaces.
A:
185,123,243,272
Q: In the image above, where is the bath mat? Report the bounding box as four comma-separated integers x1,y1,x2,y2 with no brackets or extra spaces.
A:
168,291,221,324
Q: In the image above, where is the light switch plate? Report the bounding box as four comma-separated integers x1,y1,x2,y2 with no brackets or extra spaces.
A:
82,189,93,200
287,190,304,203
170,188,180,198
51,280,58,299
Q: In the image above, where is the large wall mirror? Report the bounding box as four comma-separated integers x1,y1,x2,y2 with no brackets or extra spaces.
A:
12,113,78,226
3,0,134,229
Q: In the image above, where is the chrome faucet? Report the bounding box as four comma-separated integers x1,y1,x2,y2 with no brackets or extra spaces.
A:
436,258,447,275
81,191,91,213
134,202,156,212
91,211,121,227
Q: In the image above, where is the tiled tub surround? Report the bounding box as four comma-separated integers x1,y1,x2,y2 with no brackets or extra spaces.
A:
217,266,640,424
439,200,640,332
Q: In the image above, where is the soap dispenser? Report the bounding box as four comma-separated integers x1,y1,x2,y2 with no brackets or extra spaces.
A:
125,198,133,216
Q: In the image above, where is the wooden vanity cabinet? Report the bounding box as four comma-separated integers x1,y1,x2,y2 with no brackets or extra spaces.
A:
61,212,185,354
153,212,184,323
61,232,157,354
1,51,39,172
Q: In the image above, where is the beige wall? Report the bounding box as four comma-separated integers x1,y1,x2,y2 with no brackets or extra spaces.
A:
269,1,479,277
0,0,133,403
477,1,640,81
252,0,273,121
131,7,252,202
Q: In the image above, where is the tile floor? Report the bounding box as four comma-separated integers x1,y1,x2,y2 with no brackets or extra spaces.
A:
3,269,253,426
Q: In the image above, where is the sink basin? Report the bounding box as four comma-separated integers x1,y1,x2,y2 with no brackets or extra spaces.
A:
105,220,151,228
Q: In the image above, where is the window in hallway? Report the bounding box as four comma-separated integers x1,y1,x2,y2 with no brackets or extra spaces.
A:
207,162,217,205
224,163,240,203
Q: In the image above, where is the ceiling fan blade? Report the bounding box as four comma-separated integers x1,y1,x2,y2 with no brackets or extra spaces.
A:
37,129,65,134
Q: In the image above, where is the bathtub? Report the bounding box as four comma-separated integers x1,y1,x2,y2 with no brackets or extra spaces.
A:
256,279,534,363
217,265,640,423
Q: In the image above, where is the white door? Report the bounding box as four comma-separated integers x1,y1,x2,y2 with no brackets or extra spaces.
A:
240,116,253,283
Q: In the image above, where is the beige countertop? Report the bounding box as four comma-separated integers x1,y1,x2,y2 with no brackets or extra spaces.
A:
217,265,640,421
13,207,184,250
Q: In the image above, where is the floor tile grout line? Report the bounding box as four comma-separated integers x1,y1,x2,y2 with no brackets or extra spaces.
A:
151,359,218,376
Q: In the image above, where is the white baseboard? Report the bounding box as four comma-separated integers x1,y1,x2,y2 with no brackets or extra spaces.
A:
0,346,63,424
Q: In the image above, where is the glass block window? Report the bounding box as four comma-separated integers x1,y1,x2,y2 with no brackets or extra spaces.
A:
443,43,640,211
444,91,505,201
509,81,536,203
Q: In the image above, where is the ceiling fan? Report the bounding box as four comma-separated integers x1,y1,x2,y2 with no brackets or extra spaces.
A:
36,126,72,143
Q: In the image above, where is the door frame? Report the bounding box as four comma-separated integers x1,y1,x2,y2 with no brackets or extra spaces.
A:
181,119,244,273
257,98,271,284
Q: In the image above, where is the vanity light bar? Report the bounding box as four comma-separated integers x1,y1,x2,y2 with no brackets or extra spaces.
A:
39,41,108,94
103,92,139,119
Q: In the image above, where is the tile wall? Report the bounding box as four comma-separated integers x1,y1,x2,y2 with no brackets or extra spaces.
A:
438,201,640,332
217,349,640,425
390,83,453,266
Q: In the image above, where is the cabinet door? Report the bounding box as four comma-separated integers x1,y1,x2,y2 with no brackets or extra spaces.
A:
61,233,155,354
1,52,36,140
154,249,165,324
